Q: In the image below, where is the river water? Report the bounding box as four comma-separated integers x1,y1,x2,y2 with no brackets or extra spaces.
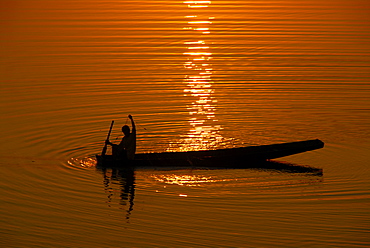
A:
1,0,369,247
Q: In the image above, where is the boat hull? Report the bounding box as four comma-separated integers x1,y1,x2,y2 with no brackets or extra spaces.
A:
96,139,324,168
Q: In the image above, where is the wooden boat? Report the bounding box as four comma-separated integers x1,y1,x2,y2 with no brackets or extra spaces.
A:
96,139,324,169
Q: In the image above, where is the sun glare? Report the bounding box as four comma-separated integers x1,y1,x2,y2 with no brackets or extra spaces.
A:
166,0,233,152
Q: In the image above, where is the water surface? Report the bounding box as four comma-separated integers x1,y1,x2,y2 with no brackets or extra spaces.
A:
1,0,369,247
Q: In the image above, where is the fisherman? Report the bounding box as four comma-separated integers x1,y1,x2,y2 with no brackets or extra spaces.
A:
105,115,136,161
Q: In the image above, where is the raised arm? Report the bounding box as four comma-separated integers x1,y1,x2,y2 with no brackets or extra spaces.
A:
128,115,136,133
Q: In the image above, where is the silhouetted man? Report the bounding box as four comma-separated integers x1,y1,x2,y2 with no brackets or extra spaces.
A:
106,115,136,160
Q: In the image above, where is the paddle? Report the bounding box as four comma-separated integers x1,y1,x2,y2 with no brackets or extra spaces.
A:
101,120,114,156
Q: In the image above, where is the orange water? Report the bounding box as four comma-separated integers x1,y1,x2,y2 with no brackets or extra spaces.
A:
1,0,369,247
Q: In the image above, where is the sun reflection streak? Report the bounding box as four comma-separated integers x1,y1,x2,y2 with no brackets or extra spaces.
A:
152,174,224,187
168,1,232,152
184,1,212,9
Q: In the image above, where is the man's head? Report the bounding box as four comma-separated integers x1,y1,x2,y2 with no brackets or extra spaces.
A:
122,125,130,136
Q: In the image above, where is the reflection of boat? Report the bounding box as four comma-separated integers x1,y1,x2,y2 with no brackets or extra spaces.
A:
97,167,136,221
96,139,324,169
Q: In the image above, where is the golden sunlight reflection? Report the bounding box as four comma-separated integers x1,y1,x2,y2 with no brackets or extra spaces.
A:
168,0,232,152
152,174,227,187
184,1,212,9
68,157,96,168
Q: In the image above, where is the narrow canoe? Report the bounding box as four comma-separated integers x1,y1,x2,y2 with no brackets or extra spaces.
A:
96,139,324,168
